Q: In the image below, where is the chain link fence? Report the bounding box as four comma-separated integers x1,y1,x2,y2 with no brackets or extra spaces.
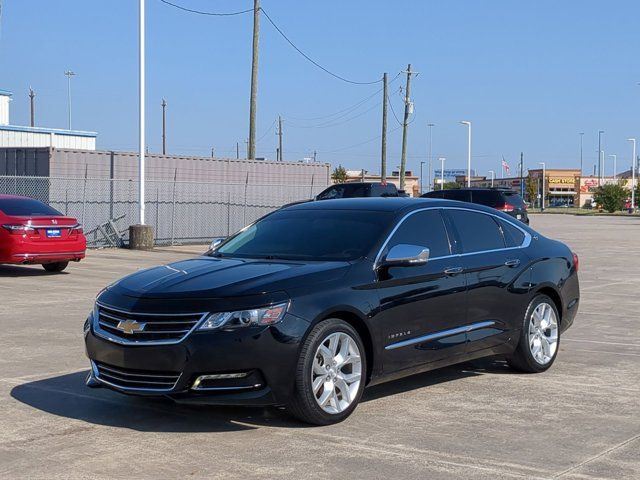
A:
0,175,326,247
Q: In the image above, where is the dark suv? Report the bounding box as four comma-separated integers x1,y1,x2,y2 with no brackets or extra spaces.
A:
422,188,529,224
316,182,401,200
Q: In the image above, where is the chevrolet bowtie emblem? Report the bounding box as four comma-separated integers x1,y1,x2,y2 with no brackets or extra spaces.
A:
116,319,146,334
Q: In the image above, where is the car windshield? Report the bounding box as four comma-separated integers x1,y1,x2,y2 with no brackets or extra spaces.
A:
503,192,525,207
317,184,369,200
214,209,392,261
0,198,62,216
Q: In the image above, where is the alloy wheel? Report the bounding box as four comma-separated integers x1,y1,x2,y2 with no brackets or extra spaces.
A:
311,332,362,414
528,302,559,365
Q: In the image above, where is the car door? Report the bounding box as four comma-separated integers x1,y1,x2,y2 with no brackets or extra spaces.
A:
443,208,531,354
374,209,468,373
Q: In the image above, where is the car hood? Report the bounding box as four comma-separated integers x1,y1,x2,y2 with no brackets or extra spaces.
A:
106,256,351,300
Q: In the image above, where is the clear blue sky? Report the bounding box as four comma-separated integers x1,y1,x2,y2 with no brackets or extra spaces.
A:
1,0,639,177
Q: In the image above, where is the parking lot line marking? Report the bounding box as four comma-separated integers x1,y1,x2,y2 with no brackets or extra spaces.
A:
563,338,640,348
552,434,640,478
272,430,551,479
568,348,640,357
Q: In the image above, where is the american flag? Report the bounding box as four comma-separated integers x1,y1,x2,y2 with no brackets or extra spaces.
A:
501,157,511,174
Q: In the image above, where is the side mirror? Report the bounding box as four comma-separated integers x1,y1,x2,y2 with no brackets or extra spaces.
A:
380,244,429,268
209,237,225,251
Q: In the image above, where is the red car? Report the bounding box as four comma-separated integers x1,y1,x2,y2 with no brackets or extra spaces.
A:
0,195,86,272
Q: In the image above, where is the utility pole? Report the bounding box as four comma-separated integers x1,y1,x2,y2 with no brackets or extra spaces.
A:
161,98,167,155
520,152,524,197
579,132,584,174
64,70,76,130
28,87,35,127
427,123,435,193
247,0,260,160
236,142,240,159
597,130,604,186
313,150,317,162
399,64,416,191
211,147,215,158
381,72,388,183
138,0,145,225
277,115,283,161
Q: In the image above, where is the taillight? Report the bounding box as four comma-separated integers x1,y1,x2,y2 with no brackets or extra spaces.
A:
70,223,83,235
2,224,35,234
572,252,579,272
497,203,515,212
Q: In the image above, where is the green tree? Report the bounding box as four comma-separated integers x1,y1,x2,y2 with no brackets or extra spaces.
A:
331,165,348,184
592,183,628,213
443,182,461,190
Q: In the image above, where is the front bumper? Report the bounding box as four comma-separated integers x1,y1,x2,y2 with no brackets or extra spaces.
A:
84,312,310,406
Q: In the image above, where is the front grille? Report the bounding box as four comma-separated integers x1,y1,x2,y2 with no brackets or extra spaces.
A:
94,361,181,391
95,303,206,345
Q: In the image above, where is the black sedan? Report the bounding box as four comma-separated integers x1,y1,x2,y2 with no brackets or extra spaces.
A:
84,198,579,425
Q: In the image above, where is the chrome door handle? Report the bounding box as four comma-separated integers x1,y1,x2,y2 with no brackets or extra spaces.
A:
505,259,521,268
443,266,463,275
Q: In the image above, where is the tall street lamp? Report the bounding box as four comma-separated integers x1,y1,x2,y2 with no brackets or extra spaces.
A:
488,170,495,187
628,138,636,210
138,0,146,225
608,154,617,180
427,123,435,193
539,162,546,211
420,161,426,195
460,121,472,187
64,70,76,130
597,130,604,186
439,157,446,190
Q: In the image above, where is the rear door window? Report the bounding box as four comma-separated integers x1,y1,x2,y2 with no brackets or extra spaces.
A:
471,190,500,207
384,209,451,258
441,190,471,202
503,192,525,208
498,219,526,247
446,209,506,253
0,198,61,216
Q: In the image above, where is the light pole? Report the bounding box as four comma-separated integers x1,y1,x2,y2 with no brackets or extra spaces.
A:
427,123,435,193
439,157,446,190
460,121,472,187
420,161,425,195
628,138,636,211
138,0,146,225
597,130,604,186
608,154,617,180
539,162,546,211
579,132,584,175
64,70,76,130
488,170,495,187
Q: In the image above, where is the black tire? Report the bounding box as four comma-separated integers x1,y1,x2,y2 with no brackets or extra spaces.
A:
287,319,366,425
507,294,560,373
42,261,69,273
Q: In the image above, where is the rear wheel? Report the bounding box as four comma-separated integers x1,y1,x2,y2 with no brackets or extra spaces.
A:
42,261,69,273
507,294,560,373
287,319,365,425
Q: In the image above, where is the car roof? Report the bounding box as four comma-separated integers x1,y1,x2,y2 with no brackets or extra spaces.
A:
283,197,500,213
0,194,32,200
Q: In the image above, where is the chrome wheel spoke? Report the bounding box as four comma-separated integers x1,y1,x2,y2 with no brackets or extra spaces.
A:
527,302,558,365
311,330,362,415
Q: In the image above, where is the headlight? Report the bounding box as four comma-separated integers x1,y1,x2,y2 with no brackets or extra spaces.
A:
198,302,289,331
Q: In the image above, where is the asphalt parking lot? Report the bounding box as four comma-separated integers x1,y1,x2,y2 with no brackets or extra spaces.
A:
1,214,638,479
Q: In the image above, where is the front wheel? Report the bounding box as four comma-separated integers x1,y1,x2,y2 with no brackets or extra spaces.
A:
507,294,560,373
42,261,69,273
287,319,365,425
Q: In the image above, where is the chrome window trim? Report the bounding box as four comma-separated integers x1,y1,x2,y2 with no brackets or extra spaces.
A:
93,301,208,346
385,321,496,350
90,360,182,393
373,206,531,270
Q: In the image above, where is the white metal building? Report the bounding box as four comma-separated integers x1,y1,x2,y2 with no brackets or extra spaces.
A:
0,89,97,150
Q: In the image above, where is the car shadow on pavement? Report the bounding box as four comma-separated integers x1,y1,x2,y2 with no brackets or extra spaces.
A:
11,357,514,432
0,265,68,276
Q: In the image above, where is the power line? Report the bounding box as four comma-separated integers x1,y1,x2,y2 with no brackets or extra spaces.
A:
260,8,382,85
256,118,277,142
158,0,254,16
290,101,380,129
320,125,402,154
387,91,403,126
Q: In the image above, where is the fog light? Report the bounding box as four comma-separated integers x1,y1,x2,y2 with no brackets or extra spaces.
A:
191,372,262,391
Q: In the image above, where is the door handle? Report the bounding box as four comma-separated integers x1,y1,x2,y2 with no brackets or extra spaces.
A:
505,259,521,268
443,266,463,275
